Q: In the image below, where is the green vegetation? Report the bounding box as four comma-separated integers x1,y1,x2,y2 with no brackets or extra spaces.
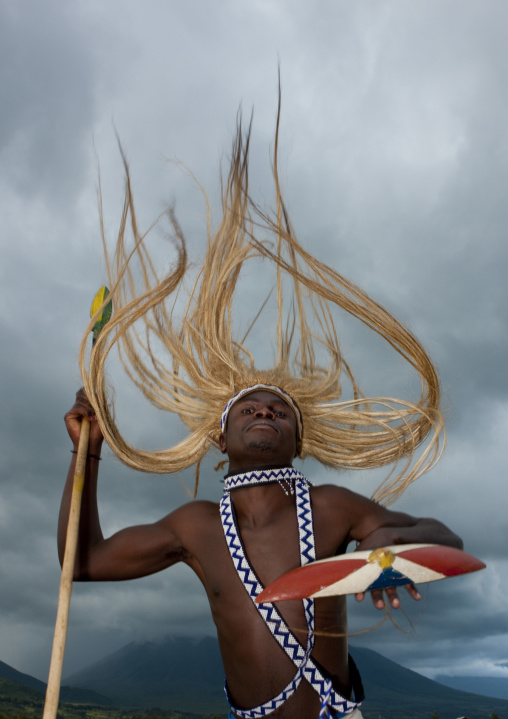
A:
0,680,226,719
2,676,508,719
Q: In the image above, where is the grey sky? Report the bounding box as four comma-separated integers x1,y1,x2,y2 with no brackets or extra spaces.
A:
0,0,507,686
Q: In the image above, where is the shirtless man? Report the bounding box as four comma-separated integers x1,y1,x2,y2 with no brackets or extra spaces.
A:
60,386,462,719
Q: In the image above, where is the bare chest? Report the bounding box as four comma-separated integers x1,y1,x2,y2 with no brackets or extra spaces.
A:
188,503,301,601
185,493,347,629
184,496,350,712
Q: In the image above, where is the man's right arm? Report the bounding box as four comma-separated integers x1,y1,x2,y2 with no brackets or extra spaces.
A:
59,390,190,582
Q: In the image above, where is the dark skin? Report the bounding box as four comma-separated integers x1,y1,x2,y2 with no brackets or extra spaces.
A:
60,389,463,719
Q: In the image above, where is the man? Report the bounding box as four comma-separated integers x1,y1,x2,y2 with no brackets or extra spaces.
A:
60,386,462,718
64,101,461,717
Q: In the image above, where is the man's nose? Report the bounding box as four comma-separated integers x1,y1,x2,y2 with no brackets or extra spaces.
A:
255,406,275,418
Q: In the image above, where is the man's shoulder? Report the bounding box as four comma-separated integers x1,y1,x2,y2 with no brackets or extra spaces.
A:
165,498,219,525
310,483,375,513
176,498,219,515
310,483,360,501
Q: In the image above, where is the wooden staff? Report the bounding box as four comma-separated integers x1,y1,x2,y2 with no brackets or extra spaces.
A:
43,287,112,719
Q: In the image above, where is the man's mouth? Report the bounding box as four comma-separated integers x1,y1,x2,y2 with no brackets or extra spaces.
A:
247,421,278,434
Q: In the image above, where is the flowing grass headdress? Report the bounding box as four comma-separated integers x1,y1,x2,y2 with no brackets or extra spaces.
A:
80,100,444,505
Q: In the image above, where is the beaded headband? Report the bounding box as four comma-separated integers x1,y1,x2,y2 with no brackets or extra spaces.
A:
220,384,303,440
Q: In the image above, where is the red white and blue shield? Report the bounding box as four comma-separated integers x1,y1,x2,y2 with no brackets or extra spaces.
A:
256,544,486,603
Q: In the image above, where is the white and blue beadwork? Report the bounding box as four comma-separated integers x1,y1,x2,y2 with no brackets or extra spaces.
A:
220,467,361,718
224,466,309,495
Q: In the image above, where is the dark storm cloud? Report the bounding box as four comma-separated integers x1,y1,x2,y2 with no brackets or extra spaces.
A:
0,1,97,204
0,0,506,686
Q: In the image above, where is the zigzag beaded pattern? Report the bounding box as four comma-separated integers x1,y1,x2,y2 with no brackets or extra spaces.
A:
220,474,359,716
223,466,307,493
220,484,312,717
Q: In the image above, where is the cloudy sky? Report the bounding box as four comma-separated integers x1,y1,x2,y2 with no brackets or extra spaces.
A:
1,0,507,692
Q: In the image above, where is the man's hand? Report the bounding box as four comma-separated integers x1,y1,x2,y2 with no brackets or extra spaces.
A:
64,388,104,450
348,496,463,610
355,583,421,610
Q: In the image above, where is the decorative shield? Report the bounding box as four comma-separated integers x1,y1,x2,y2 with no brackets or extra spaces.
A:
255,544,486,603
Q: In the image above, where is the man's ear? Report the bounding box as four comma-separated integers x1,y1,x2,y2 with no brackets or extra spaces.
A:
219,433,227,454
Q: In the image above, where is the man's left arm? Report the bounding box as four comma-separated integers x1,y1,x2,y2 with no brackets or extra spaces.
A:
346,492,463,609
355,516,463,553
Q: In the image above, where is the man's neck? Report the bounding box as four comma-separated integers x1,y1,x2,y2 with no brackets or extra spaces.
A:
225,462,293,477
225,466,299,526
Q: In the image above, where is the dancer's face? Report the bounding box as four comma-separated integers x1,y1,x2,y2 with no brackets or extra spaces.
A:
219,390,298,471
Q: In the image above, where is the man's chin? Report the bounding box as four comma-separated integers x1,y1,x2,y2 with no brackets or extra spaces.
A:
247,440,275,452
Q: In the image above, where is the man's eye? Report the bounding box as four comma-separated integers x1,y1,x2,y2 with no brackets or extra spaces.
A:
242,408,253,414
276,411,286,418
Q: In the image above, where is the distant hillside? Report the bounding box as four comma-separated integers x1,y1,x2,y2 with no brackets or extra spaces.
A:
0,677,46,706
0,659,112,707
65,635,226,715
0,678,202,719
352,646,508,718
436,673,508,701
65,635,508,718
0,660,46,693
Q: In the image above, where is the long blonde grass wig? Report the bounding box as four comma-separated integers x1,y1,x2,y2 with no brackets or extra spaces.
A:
80,103,444,505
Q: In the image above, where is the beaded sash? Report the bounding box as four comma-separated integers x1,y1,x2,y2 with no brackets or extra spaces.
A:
220,467,361,718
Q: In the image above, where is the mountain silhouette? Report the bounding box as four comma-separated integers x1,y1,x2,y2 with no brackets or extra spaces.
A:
0,659,112,705
63,636,508,718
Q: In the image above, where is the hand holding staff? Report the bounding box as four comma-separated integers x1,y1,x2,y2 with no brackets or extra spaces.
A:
43,288,112,719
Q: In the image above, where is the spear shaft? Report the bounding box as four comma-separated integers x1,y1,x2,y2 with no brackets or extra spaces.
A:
43,418,90,719
43,287,111,719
